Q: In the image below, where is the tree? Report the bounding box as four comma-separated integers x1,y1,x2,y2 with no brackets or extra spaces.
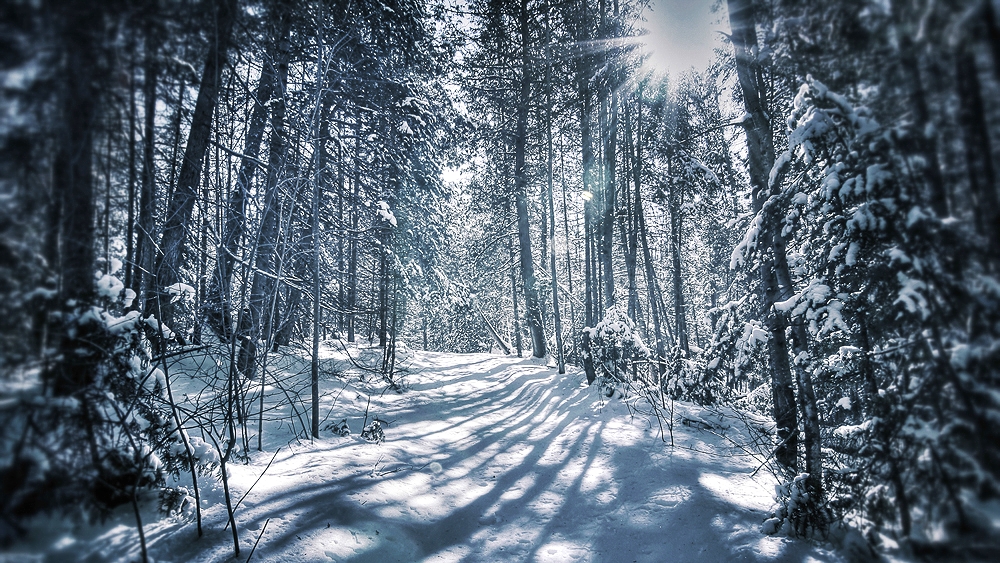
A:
147,0,239,334
726,0,800,473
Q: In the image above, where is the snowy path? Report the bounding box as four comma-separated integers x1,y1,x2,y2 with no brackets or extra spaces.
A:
37,351,845,563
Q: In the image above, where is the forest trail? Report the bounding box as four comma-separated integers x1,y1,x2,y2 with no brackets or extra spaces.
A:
38,350,845,563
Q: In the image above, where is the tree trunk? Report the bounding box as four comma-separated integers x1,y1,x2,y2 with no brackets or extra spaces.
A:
577,0,597,382
955,46,1000,256
312,9,323,438
545,5,565,373
508,231,524,357
889,0,949,217
205,11,291,341
133,23,159,306
636,189,666,376
599,87,617,309
727,0,800,472
347,119,360,343
148,0,238,331
668,172,689,356
125,47,137,293
621,97,641,323
238,5,292,378
515,0,546,358
50,1,106,395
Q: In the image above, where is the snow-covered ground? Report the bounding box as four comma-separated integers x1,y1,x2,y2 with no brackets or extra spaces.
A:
4,348,847,563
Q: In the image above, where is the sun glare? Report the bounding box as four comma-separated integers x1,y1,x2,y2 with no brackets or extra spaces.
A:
638,0,721,77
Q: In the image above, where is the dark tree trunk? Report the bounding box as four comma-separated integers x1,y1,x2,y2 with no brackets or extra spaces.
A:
147,0,238,331
508,231,524,357
239,9,292,378
599,90,617,309
49,1,106,395
668,173,689,356
347,119,360,343
621,97,641,323
125,48,137,292
205,10,291,341
890,0,949,217
544,5,565,374
637,189,666,376
514,0,546,358
955,46,1000,256
577,0,597,383
133,22,159,307
727,0,800,472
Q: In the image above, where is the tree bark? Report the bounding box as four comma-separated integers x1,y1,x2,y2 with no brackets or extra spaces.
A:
205,9,291,341
668,171,689,356
347,118,360,343
889,0,949,217
49,1,106,395
133,21,159,306
239,7,292,378
955,46,1000,255
514,0,546,358
599,86,617,309
727,0,799,472
545,3,565,373
637,189,666,376
148,0,239,331
577,0,597,382
312,7,323,438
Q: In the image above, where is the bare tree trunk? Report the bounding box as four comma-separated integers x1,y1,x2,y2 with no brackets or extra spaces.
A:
49,1,105,395
890,0,949,217
205,12,291,340
148,0,238,331
133,22,159,306
668,170,689,356
508,231,524,357
955,46,1000,256
620,96,641,323
637,190,666,375
125,45,137,292
514,0,546,358
239,4,291,378
311,5,324,438
544,14,565,373
347,119,360,343
599,86,617,309
577,0,597,383
728,0,799,472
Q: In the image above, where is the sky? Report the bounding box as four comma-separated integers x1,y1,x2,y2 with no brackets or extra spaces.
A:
639,0,726,77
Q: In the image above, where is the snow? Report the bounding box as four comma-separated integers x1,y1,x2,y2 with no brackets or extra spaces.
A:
7,350,845,563
894,273,929,320
165,283,196,303
96,273,124,300
377,201,398,227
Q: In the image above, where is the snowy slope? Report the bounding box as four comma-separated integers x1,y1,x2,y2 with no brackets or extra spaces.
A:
5,349,846,563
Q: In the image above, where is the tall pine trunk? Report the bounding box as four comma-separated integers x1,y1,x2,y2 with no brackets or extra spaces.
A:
514,0,546,358
727,0,799,472
148,0,238,332
49,1,106,395
239,8,291,378
133,21,159,307
205,10,291,340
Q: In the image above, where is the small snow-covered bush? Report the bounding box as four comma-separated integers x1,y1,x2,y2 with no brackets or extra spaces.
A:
325,419,351,437
583,305,650,396
362,420,385,443
766,473,832,538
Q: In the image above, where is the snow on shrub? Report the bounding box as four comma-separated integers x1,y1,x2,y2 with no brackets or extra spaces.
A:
583,305,650,395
